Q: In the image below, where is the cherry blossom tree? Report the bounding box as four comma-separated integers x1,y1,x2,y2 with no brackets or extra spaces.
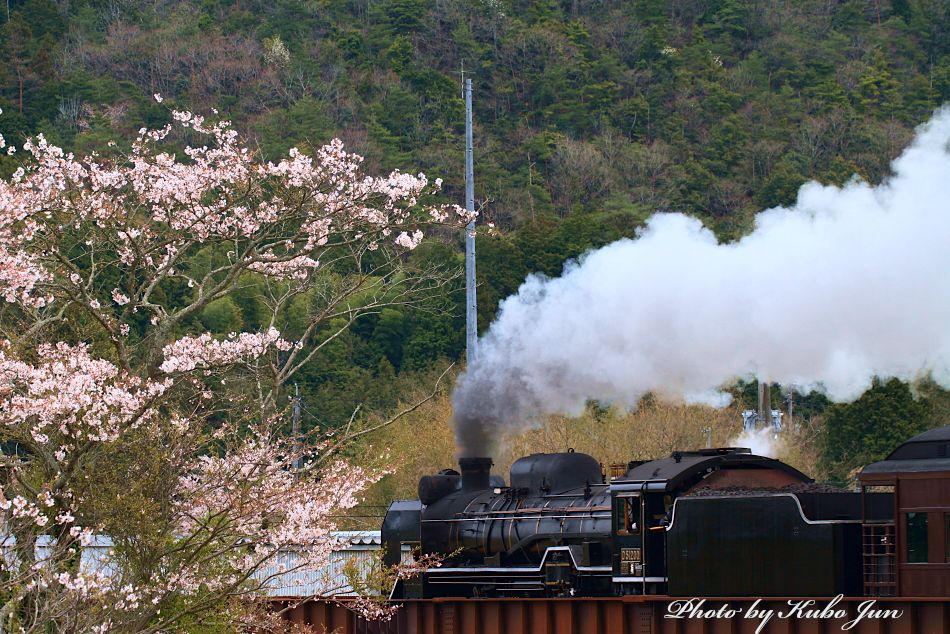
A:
0,103,470,632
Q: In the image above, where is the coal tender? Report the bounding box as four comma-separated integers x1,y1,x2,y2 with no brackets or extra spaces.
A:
383,447,892,598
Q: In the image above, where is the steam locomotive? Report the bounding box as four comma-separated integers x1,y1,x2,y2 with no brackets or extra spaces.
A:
383,426,950,598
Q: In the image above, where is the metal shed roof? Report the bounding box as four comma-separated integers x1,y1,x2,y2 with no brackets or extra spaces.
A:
333,531,382,546
4,532,391,599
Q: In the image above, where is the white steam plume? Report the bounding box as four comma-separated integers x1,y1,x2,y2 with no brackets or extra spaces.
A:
452,108,950,457
730,428,784,459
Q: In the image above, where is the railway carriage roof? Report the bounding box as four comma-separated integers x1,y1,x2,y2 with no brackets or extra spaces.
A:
861,424,950,478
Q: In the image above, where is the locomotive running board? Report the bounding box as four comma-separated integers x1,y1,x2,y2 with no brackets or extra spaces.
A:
427,546,612,574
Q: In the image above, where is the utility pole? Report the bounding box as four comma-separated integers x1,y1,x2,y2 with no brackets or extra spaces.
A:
292,383,302,470
786,386,794,428
464,75,477,365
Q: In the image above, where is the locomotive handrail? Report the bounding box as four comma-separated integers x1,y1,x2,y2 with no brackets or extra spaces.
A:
445,506,612,515
665,492,866,532
538,490,608,498
427,545,612,574
422,514,611,522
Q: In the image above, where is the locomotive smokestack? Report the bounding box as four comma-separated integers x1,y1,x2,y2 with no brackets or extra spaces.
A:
459,457,493,491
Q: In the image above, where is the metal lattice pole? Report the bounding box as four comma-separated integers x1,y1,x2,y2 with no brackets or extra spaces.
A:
464,77,477,365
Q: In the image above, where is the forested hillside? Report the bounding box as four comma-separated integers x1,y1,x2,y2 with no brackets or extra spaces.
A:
3,0,948,221
2,0,948,478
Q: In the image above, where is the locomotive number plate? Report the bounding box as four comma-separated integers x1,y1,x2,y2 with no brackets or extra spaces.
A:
620,548,641,562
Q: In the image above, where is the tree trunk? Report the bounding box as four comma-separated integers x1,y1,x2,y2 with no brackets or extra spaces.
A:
17,70,24,114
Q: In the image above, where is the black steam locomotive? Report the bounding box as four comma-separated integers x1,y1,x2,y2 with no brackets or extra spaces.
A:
383,440,912,599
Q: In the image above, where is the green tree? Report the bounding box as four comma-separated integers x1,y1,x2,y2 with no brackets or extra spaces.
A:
199,297,244,332
820,379,933,484
1,13,33,114
373,0,428,36
756,155,806,208
855,52,902,117
890,0,912,22
372,308,411,369
705,0,750,40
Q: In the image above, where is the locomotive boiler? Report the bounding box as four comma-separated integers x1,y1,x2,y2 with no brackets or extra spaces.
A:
420,452,613,597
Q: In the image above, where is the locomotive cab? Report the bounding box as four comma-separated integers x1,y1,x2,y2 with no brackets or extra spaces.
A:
609,488,672,594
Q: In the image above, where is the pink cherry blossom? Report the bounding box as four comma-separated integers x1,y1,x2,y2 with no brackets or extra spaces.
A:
159,328,292,373
0,106,453,630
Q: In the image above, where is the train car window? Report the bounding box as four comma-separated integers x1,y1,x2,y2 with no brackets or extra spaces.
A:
614,496,639,535
905,512,928,563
